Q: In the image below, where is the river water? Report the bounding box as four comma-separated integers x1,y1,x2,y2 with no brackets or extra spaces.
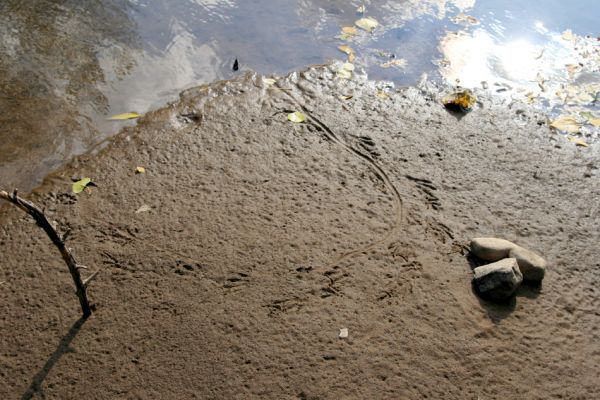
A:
1,0,598,190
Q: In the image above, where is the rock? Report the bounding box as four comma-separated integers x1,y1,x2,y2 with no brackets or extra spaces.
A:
509,246,546,281
473,258,523,301
470,237,517,261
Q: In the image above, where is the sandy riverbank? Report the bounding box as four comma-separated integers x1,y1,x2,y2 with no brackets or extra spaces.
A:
1,65,599,399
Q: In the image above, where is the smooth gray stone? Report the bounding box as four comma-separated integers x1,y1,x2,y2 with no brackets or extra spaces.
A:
470,237,517,261
509,246,546,281
473,258,523,301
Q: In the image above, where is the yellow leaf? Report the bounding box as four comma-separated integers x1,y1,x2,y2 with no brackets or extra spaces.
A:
561,29,575,41
336,34,353,41
375,90,389,99
355,17,378,32
287,111,306,123
380,59,407,69
135,166,145,174
338,45,354,56
264,78,276,85
577,92,595,104
589,118,600,127
337,69,352,79
450,13,480,25
339,95,353,100
337,63,354,79
550,116,580,133
567,137,589,147
442,90,477,111
72,177,91,194
342,26,358,35
108,112,140,120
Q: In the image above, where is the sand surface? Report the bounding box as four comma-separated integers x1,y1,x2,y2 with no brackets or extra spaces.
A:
1,66,599,399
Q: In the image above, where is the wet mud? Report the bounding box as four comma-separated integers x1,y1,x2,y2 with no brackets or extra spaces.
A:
1,66,599,399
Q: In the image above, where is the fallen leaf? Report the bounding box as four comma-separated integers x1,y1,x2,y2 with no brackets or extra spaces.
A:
567,136,589,147
339,95,353,100
355,17,378,33
442,90,476,112
550,115,580,133
72,177,91,194
450,13,480,25
341,26,358,35
336,63,354,79
337,69,352,79
375,90,389,99
264,78,276,85
336,34,353,41
287,111,306,123
108,112,140,120
525,92,536,104
562,29,575,41
135,166,145,174
356,4,365,14
338,45,352,54
577,92,595,104
338,45,355,62
135,204,152,214
380,59,407,69
580,112,600,126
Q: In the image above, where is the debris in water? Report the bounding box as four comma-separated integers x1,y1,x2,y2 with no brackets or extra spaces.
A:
355,17,378,33
233,58,239,71
380,59,407,69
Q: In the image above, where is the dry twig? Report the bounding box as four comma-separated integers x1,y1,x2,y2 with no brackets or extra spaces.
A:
0,189,96,316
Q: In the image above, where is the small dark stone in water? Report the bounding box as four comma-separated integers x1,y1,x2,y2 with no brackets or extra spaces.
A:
233,58,239,71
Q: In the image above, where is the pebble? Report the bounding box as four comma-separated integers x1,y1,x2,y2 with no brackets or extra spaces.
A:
339,328,348,339
470,237,547,282
509,246,546,281
470,237,517,261
473,258,523,301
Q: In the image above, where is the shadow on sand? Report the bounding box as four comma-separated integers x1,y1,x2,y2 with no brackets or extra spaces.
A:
21,315,88,400
467,253,542,324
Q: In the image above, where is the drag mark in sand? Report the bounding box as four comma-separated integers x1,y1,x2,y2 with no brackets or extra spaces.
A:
275,83,405,278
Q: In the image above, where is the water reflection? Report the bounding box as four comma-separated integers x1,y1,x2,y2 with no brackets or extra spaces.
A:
0,0,139,189
0,0,598,190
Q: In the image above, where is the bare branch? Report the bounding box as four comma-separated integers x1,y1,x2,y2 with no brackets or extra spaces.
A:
0,189,93,316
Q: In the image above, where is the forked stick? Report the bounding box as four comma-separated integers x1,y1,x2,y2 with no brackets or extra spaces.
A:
0,189,96,316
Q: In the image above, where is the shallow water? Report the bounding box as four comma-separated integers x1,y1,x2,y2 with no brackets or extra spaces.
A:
0,0,598,190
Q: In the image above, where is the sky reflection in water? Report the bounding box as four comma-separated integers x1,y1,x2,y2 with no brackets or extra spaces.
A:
0,0,598,189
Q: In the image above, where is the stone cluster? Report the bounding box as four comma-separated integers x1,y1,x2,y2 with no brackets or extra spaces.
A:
470,237,547,301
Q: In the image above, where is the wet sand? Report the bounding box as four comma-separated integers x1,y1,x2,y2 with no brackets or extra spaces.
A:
1,66,599,399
